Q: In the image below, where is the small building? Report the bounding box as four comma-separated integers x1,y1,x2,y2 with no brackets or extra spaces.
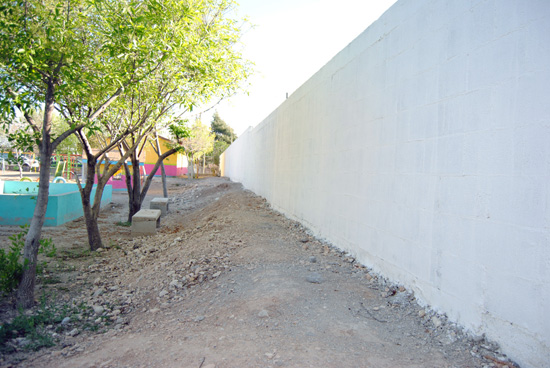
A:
82,136,187,191
82,150,146,191
142,135,188,177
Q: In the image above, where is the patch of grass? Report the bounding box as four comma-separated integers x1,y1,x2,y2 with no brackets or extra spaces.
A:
1,225,57,295
0,295,95,353
40,276,62,285
115,221,131,227
59,248,91,260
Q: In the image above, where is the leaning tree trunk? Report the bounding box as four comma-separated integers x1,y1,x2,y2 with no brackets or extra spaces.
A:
16,83,55,308
140,148,178,206
154,136,168,198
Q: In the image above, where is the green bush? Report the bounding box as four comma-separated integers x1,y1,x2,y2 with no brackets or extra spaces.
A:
0,225,57,295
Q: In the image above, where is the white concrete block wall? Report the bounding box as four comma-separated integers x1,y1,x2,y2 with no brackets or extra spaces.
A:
221,1,550,367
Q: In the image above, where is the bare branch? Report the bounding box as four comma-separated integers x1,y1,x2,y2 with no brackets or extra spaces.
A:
88,86,124,121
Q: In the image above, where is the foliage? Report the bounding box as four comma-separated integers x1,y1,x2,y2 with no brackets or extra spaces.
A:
182,119,216,161
0,226,56,296
0,0,251,306
51,115,82,155
212,140,229,165
211,111,237,144
115,221,131,227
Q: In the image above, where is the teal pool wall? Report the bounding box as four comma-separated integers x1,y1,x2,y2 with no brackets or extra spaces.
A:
0,181,112,227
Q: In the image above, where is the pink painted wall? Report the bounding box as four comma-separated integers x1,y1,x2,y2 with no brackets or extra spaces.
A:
144,164,187,177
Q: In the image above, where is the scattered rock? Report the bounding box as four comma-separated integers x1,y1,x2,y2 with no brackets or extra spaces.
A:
258,310,269,318
309,256,317,263
16,337,30,347
194,316,205,322
92,305,105,315
93,287,105,297
61,317,71,325
159,290,169,297
388,292,409,307
432,316,442,328
66,328,79,337
306,273,323,284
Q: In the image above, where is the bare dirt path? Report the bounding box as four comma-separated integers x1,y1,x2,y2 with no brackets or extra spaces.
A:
1,176,512,367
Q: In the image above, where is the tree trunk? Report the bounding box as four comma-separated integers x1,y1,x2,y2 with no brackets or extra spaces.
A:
16,81,55,308
83,203,103,251
79,159,104,250
126,154,142,222
160,162,168,197
140,147,178,205
187,155,195,179
154,136,168,198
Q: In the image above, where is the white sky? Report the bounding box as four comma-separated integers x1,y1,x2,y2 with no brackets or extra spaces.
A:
195,0,398,136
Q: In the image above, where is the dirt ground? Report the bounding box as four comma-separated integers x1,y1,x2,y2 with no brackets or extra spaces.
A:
0,175,517,368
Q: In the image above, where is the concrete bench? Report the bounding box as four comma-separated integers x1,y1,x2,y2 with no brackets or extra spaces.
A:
150,197,169,217
131,209,161,237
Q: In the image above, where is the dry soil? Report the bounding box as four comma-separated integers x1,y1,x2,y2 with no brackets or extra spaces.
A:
0,176,518,368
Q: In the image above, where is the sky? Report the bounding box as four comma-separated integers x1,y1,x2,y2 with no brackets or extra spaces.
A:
194,0,398,136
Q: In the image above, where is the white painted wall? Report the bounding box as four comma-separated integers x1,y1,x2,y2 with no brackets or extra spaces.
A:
221,1,550,367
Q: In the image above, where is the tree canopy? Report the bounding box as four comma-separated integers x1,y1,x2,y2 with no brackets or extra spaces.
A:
211,111,237,144
0,0,251,308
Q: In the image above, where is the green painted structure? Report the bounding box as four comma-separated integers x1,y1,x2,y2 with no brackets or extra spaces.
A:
0,180,112,227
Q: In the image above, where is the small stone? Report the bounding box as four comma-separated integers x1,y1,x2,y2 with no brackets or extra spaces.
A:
309,256,317,263
92,305,104,315
300,238,309,243
169,280,181,288
212,271,222,278
67,328,79,337
95,317,102,323
388,292,409,306
93,288,105,297
265,352,275,359
149,308,160,313
418,310,426,318
432,316,442,328
258,310,269,318
194,315,205,322
306,273,323,284
159,290,169,297
61,317,71,325
93,277,101,285
16,337,30,347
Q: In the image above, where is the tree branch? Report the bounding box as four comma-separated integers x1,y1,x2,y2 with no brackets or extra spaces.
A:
88,86,124,121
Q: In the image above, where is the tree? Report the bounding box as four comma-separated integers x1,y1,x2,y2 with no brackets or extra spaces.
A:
1,0,251,308
52,115,82,156
183,119,215,178
211,111,237,144
70,0,251,241
0,0,138,308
